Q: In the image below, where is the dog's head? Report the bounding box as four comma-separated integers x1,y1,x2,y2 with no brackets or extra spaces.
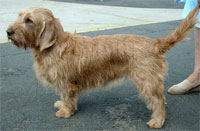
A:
7,7,64,51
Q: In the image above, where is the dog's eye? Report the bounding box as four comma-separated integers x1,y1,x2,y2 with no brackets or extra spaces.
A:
25,18,33,23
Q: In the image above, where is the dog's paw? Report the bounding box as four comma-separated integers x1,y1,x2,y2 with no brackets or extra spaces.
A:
147,118,164,129
56,108,72,118
54,100,64,109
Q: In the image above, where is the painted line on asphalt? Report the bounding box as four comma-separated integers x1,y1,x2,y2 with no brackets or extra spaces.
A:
0,39,9,44
0,21,154,44
77,21,153,33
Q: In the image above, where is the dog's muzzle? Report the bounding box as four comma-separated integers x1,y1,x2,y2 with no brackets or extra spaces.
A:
6,29,15,37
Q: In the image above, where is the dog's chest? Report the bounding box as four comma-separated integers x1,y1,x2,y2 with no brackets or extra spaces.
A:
33,61,59,87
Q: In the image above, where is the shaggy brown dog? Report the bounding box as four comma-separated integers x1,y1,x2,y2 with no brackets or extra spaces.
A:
7,4,199,128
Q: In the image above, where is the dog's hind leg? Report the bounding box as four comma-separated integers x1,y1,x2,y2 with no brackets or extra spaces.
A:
145,82,165,129
130,70,166,129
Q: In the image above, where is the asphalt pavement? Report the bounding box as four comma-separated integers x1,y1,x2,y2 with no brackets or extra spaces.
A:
0,0,199,131
50,0,184,9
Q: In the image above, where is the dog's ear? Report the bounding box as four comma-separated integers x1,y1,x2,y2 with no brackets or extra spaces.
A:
38,19,57,52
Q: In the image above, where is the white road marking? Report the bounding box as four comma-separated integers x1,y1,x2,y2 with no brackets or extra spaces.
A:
0,0,183,44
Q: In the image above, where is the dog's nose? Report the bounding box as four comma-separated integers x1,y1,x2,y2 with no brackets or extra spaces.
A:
6,29,15,36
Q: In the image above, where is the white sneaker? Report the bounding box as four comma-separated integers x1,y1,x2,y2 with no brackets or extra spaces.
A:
168,79,200,95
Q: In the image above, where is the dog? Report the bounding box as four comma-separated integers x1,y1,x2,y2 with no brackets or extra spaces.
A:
7,3,200,128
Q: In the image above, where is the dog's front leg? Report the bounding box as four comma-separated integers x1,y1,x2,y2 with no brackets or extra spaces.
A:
54,85,78,118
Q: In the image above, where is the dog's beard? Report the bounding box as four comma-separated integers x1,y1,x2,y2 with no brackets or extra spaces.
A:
8,31,31,50
8,37,26,49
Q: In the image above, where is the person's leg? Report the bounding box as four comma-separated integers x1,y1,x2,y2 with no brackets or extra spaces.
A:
168,27,200,94
187,27,200,83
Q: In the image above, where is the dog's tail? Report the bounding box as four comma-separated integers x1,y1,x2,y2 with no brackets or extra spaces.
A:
154,1,200,53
